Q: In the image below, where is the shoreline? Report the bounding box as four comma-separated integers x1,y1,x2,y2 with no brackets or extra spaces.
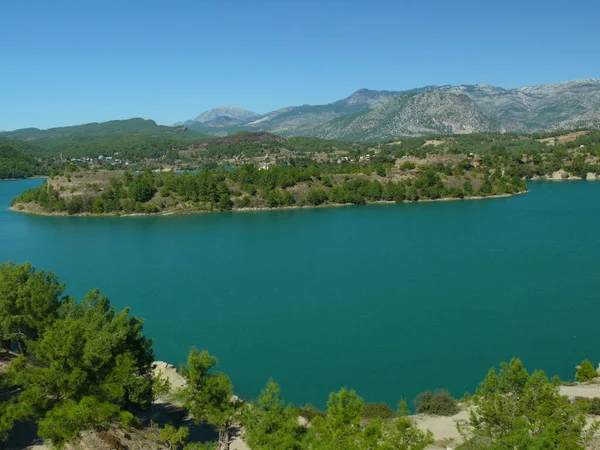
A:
9,190,528,218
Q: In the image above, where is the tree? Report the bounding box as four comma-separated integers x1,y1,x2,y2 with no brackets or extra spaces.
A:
576,359,597,382
308,388,364,449
307,388,432,450
0,262,65,353
1,287,154,447
379,417,433,450
462,358,589,449
160,424,190,449
180,349,239,449
129,173,156,203
243,379,306,450
305,188,329,206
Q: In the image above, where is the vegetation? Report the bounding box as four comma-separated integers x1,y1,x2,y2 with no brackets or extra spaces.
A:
414,389,458,416
362,402,396,419
576,358,598,382
160,424,190,450
11,129,600,216
242,379,307,450
0,144,44,179
0,263,153,447
179,349,239,449
461,358,591,449
1,263,599,449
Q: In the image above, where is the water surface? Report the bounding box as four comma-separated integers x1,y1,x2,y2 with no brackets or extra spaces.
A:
1,179,598,407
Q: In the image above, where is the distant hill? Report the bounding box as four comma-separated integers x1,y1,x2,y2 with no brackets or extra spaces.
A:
0,118,197,141
0,144,41,179
0,118,209,159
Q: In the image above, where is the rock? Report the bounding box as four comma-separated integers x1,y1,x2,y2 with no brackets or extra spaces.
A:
298,416,310,427
551,169,567,180
586,172,598,180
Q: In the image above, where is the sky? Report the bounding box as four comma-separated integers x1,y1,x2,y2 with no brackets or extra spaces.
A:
1,0,599,130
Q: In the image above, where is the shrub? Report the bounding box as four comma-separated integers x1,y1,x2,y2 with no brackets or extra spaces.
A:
584,398,600,415
576,359,597,382
362,402,395,419
414,389,458,416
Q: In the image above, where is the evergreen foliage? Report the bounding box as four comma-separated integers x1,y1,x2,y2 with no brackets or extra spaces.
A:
463,358,589,449
0,264,153,447
575,359,597,382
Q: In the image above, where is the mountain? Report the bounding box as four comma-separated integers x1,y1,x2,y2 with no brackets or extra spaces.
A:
178,79,600,141
432,79,600,133
244,89,405,136
193,106,261,124
307,91,493,140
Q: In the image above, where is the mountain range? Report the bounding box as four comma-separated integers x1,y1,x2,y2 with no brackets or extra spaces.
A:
180,79,600,140
3,79,600,143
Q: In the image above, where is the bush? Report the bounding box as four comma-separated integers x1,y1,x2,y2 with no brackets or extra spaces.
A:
576,359,597,382
414,389,458,416
362,402,395,419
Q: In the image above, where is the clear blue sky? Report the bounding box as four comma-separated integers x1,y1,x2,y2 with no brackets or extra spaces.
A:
1,0,599,130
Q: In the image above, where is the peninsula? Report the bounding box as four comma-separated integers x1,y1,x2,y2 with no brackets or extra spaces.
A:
9,130,600,217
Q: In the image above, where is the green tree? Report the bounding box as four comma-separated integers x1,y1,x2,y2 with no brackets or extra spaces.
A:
576,359,597,382
129,173,156,203
463,358,588,449
0,262,65,353
1,287,153,447
305,188,329,206
160,424,190,450
243,379,306,450
379,417,433,450
180,348,239,449
308,388,364,449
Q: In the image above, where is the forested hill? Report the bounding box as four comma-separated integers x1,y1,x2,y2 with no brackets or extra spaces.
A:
0,118,209,160
0,118,200,140
0,144,42,179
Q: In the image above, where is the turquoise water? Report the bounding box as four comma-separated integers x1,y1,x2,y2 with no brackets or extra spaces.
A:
1,179,599,408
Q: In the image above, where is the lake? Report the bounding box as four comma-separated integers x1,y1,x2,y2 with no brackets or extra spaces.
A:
1,179,599,409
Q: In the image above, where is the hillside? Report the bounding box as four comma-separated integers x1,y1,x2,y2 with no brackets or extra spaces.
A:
0,118,210,160
180,79,600,140
307,91,493,140
184,89,405,137
0,144,42,179
0,118,194,140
